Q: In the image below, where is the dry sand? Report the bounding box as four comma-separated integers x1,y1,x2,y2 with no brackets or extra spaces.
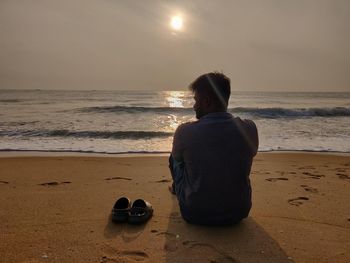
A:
0,152,349,263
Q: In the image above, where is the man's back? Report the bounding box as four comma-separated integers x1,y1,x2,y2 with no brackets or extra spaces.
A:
172,112,258,225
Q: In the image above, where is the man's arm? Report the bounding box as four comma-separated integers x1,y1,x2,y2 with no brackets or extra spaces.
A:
244,119,259,157
171,124,186,162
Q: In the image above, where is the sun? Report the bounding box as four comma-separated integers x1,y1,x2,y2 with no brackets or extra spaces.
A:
170,15,183,31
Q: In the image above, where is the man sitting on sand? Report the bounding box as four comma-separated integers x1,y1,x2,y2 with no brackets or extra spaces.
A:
169,72,259,225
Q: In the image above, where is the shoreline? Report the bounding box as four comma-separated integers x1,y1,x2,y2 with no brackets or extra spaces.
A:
0,149,349,158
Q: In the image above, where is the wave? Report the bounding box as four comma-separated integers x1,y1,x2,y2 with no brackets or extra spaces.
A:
0,149,171,155
0,148,349,154
231,107,350,118
0,121,39,126
80,105,191,114
79,105,350,118
0,99,21,103
0,130,173,140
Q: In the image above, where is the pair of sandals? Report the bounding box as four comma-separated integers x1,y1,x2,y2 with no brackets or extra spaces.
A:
112,197,153,224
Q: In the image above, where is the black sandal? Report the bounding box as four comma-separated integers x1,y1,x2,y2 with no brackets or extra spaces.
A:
128,199,153,224
111,197,131,223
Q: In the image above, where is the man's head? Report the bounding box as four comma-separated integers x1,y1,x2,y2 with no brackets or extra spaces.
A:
189,72,231,119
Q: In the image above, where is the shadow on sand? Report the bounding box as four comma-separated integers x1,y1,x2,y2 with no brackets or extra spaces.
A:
103,214,146,243
164,197,293,263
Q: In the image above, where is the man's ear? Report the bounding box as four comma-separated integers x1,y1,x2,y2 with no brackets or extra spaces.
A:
204,96,211,107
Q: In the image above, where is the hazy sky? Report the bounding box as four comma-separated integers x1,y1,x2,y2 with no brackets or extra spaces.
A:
1,0,349,91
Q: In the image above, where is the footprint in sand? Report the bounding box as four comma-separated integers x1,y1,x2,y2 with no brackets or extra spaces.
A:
39,181,71,186
157,231,177,238
118,163,132,166
153,179,171,183
300,185,318,193
0,180,9,184
336,168,346,173
157,231,180,252
299,166,316,170
302,172,324,179
182,240,237,263
337,173,350,180
288,197,309,206
101,256,118,263
266,177,289,182
119,251,149,261
101,247,149,262
104,176,132,181
164,241,178,252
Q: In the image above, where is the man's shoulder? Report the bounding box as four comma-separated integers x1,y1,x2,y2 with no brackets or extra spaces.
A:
175,121,199,133
233,117,259,155
233,117,257,131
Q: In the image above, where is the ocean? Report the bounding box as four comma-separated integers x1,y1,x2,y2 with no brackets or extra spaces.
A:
0,90,349,153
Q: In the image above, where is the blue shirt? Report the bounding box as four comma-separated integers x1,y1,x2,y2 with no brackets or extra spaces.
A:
172,112,259,225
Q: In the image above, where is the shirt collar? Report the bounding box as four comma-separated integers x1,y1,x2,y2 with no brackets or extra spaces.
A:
200,112,232,120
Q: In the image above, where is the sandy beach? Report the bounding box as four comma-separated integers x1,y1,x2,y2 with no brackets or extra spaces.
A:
0,152,349,263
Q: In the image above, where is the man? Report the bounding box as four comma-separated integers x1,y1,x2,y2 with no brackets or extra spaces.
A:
169,72,259,226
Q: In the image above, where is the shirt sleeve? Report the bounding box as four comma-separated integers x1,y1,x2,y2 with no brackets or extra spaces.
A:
244,119,259,157
171,123,186,162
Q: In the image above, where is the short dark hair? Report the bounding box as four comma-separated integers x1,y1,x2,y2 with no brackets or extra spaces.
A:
189,72,231,108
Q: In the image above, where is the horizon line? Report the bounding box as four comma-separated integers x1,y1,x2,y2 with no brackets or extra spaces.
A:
1,88,350,93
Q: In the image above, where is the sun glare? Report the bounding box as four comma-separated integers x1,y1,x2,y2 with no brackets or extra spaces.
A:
170,15,183,31
166,91,185,108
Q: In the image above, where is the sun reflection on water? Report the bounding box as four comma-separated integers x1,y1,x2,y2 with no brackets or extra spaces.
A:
168,114,179,130
163,91,188,132
165,91,186,108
